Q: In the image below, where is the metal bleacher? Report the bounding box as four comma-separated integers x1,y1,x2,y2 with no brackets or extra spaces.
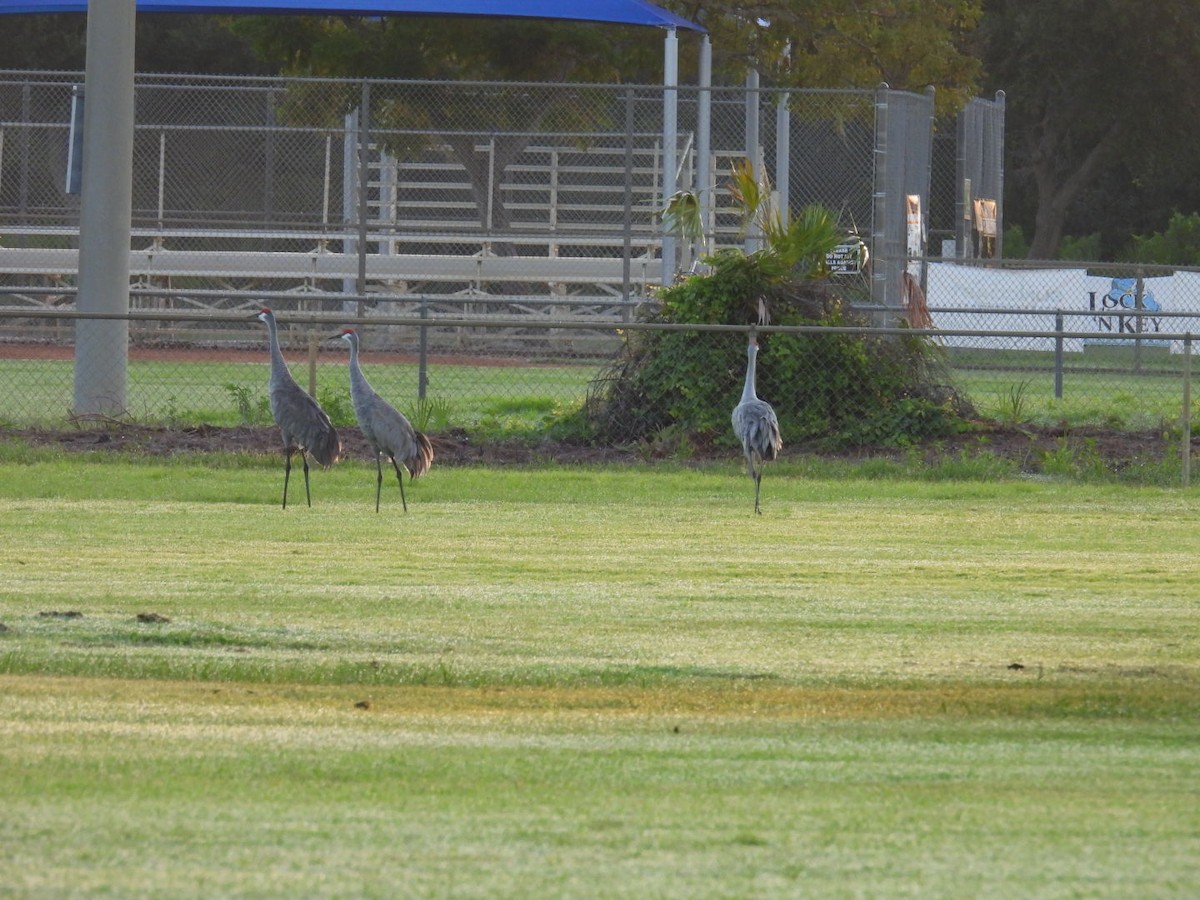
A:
0,134,687,324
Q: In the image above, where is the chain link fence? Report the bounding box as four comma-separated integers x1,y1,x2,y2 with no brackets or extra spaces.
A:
2,70,1195,462
0,286,1195,439
0,71,992,308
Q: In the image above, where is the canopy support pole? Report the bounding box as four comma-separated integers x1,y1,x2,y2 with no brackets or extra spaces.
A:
73,0,135,416
696,34,712,257
660,26,678,285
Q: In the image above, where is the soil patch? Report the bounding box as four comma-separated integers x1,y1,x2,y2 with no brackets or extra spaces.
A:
1,420,1185,474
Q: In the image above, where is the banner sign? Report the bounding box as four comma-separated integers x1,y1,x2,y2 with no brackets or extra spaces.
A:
925,264,1200,353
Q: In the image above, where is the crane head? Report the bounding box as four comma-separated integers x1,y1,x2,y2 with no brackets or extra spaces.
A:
333,327,357,343
253,307,273,323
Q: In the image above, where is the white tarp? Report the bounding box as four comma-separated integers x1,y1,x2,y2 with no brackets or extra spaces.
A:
926,263,1200,352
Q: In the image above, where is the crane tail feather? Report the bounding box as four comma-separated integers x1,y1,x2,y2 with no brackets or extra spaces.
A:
405,430,435,480
309,425,341,469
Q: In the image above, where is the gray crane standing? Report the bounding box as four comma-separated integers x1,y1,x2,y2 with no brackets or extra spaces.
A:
254,308,341,509
334,328,434,512
731,332,783,514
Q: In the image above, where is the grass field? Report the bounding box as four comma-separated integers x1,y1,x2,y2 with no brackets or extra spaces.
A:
947,346,1192,428
1,444,1198,897
0,356,600,431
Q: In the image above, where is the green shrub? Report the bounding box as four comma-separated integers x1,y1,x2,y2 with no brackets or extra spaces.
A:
583,259,970,450
316,386,355,427
1121,211,1200,265
224,383,270,425
580,177,971,451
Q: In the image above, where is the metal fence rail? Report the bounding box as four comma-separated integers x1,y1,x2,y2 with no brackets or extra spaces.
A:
0,307,1193,458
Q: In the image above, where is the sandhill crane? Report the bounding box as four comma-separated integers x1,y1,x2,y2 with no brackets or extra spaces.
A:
254,308,340,509
334,328,434,512
731,332,783,514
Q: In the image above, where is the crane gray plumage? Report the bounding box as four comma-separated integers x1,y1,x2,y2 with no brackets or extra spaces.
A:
254,308,340,509
336,328,434,513
731,334,782,515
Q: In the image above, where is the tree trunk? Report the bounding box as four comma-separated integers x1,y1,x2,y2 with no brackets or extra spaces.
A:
1025,119,1124,260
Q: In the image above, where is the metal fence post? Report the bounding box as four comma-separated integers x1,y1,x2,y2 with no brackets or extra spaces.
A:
418,296,429,402
1054,312,1064,399
774,89,790,225
264,86,276,232
307,333,319,399
871,84,889,324
622,86,633,322
355,80,371,317
17,83,31,241
1134,267,1145,373
743,69,760,255
993,91,1006,260
695,37,712,258
1184,334,1192,488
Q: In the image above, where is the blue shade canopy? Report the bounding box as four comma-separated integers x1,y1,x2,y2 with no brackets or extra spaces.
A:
0,0,703,30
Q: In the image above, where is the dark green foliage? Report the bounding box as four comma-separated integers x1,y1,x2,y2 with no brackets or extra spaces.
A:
584,250,972,450
223,383,270,426
1121,212,1200,266
316,386,355,428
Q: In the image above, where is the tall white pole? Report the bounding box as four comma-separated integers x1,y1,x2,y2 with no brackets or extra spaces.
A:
775,90,790,224
660,26,678,286
696,35,712,255
744,68,760,254
73,0,136,416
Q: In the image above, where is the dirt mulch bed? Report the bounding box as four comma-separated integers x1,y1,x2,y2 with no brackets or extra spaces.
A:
1,420,1187,473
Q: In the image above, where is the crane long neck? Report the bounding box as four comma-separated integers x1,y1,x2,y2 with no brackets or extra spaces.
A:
346,336,368,390
741,344,759,403
264,315,291,382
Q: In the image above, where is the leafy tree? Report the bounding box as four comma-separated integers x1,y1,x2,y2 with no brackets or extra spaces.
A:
231,15,662,83
665,0,982,114
0,14,270,74
979,0,1200,259
1056,233,1101,263
0,14,86,68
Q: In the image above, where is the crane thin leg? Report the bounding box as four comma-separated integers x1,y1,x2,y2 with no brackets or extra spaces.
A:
282,449,292,509
375,455,384,514
302,455,312,508
391,458,409,513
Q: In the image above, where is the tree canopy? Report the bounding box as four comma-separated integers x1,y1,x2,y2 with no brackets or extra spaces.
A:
0,13,270,74
665,1,982,114
229,15,663,83
229,3,984,114
979,0,1200,259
